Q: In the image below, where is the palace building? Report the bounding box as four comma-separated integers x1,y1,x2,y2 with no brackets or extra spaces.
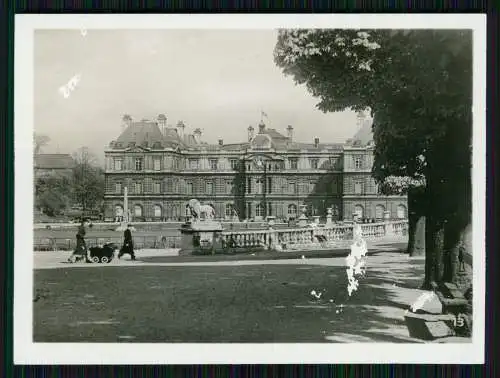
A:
103,115,407,222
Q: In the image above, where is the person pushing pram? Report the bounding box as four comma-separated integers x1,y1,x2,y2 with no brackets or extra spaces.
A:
68,218,90,263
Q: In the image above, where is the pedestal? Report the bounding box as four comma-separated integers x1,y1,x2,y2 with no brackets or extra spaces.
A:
313,216,320,225
179,220,223,255
326,208,333,226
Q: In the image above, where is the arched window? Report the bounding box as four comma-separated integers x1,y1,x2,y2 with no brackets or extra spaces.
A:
134,205,143,217
288,204,297,216
354,205,364,219
397,205,407,219
225,203,233,218
375,205,385,219
255,203,264,217
115,205,124,217
154,205,162,218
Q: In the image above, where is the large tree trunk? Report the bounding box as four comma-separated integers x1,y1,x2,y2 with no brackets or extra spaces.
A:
407,187,426,256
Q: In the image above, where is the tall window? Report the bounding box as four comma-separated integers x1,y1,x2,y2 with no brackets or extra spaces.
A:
206,181,213,195
134,182,142,194
135,158,143,171
354,181,363,195
115,182,122,194
255,179,263,194
225,203,233,218
187,182,193,195
267,177,272,194
209,159,218,170
153,182,161,194
153,158,161,171
331,179,338,194
332,204,340,217
375,205,385,219
288,204,297,216
189,159,199,170
154,205,162,218
230,159,238,170
354,156,363,170
289,182,296,194
310,158,319,169
134,205,143,217
354,205,364,219
289,158,298,170
114,158,123,171
255,203,264,217
247,177,252,194
397,205,407,219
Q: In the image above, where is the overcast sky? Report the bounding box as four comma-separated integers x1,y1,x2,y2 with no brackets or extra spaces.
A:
34,29,361,163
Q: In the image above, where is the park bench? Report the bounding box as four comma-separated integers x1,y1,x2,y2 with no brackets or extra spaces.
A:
404,281,471,341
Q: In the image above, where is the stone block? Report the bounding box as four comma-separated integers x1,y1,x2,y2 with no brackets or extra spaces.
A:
404,312,456,341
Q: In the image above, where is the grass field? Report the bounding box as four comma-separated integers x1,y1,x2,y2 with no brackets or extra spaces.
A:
33,255,427,343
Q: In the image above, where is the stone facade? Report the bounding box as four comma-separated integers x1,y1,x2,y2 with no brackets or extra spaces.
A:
103,117,407,222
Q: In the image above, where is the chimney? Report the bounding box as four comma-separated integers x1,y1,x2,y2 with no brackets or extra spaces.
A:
247,125,255,141
287,125,294,140
218,139,223,146
314,137,319,148
157,114,167,135
176,121,185,139
258,121,265,134
193,128,202,144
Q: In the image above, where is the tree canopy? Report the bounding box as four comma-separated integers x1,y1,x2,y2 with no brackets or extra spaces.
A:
274,29,472,183
275,29,473,285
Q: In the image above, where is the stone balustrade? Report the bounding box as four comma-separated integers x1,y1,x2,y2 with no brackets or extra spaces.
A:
220,220,408,252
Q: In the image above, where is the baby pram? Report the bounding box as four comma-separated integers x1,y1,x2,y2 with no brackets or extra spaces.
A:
88,243,118,263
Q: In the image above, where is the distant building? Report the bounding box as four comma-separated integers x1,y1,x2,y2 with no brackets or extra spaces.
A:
34,154,75,179
103,116,407,222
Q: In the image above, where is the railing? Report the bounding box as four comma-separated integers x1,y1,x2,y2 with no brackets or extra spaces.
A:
220,220,408,251
34,235,182,251
34,220,407,252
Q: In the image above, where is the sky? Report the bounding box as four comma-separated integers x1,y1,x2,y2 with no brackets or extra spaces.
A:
34,29,362,163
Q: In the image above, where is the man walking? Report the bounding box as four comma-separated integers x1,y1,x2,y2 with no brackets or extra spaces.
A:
119,224,136,260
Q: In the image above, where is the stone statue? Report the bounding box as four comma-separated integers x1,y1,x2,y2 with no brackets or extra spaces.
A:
187,199,215,221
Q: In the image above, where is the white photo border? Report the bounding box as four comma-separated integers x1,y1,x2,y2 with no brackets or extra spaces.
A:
14,13,487,364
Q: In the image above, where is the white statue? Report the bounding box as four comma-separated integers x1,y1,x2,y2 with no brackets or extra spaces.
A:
345,222,368,296
187,199,215,221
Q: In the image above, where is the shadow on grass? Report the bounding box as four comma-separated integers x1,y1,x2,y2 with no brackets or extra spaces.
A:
33,256,429,343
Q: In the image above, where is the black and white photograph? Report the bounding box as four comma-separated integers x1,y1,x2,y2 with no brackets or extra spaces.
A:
14,14,486,364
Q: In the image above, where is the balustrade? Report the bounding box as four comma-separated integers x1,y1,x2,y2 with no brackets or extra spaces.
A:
220,220,408,252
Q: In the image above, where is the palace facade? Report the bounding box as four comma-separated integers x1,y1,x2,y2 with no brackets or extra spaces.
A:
103,116,407,222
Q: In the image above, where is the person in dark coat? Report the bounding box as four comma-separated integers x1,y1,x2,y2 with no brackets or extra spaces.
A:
119,224,136,260
69,219,90,262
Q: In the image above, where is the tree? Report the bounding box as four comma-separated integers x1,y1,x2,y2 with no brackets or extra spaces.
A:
34,132,50,154
71,147,105,212
35,173,72,216
275,29,472,286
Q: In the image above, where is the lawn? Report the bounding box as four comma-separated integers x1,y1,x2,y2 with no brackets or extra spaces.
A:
33,257,426,343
